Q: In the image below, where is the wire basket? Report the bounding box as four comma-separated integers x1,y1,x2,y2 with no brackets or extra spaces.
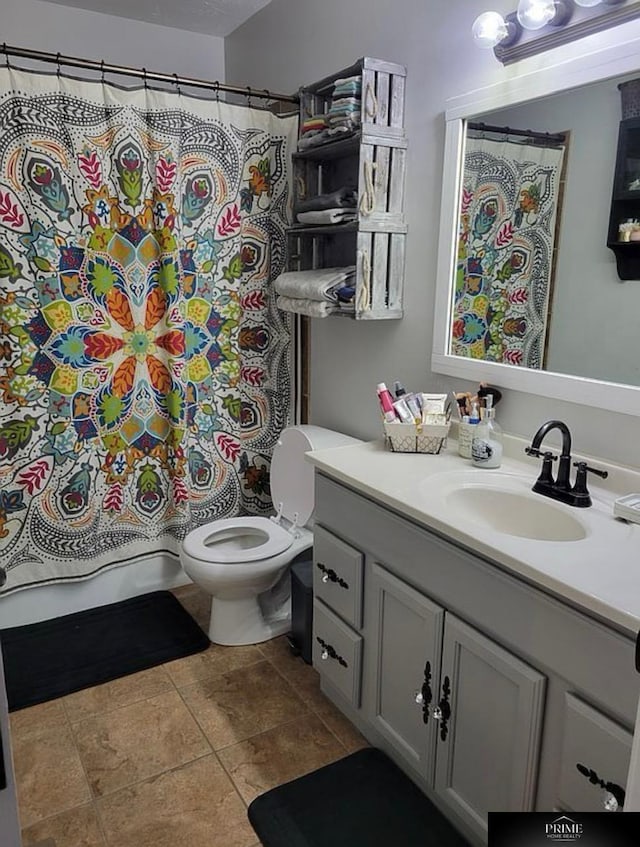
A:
383,421,450,454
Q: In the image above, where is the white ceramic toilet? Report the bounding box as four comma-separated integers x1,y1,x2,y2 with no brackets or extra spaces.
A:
180,425,359,645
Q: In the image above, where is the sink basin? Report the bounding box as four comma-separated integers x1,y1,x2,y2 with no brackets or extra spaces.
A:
419,470,589,542
445,485,588,542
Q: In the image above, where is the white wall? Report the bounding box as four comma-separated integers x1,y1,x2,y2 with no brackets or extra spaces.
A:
225,0,640,468
3,0,225,84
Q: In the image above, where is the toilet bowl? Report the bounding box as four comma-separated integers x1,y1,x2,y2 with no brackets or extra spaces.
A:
180,425,359,645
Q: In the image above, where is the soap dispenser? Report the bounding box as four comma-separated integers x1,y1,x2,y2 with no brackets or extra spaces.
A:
471,396,503,468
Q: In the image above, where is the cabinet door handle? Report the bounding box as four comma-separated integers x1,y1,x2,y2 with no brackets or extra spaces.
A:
316,562,349,590
575,763,625,811
435,675,452,741
415,660,432,724
315,636,348,668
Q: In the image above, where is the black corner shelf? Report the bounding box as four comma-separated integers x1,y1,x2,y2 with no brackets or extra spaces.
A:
607,117,640,280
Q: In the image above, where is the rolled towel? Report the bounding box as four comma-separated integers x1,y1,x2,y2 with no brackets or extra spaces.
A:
274,267,356,302
296,208,357,225
295,187,357,214
276,295,336,318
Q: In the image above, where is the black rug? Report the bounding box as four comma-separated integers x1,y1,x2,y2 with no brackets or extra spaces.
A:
248,747,471,847
1,590,209,711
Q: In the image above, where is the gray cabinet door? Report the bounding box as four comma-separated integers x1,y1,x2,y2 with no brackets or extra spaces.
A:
368,563,444,782
434,614,546,840
0,642,22,847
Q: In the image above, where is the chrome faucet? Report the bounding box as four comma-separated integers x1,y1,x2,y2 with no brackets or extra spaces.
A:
525,420,608,508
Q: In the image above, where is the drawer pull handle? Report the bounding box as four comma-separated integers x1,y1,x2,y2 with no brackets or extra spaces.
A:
575,763,625,811
316,636,348,668
434,676,451,741
316,562,349,590
417,660,433,725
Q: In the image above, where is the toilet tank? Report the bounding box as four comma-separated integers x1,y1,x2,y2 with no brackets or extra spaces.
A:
271,426,360,527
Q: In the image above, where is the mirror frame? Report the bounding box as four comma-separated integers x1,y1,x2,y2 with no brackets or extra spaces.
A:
432,27,640,417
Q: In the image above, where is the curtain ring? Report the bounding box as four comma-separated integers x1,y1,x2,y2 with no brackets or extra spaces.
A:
246,86,252,107
214,80,220,102
142,67,149,89
56,52,62,77
2,44,10,69
100,59,106,83
173,72,181,96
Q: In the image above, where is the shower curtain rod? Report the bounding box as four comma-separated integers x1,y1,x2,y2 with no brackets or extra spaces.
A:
468,121,566,145
0,43,299,105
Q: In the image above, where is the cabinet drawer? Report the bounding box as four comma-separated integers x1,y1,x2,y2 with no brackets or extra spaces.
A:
313,525,363,629
557,694,632,812
313,599,362,707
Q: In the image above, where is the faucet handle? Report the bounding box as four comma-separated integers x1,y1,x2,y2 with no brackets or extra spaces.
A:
573,462,609,480
525,446,557,461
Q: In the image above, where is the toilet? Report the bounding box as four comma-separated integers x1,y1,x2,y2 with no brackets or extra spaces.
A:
180,425,359,645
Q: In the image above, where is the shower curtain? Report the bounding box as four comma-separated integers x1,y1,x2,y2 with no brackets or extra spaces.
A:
453,135,565,368
0,66,298,593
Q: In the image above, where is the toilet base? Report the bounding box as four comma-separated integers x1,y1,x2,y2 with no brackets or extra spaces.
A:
208,595,291,646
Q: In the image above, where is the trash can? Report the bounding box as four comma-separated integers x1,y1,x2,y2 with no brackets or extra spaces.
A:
288,553,313,664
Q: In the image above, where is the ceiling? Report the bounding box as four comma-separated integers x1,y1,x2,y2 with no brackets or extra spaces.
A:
37,0,274,37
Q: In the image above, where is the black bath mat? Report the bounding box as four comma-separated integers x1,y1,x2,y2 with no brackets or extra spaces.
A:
1,590,209,711
248,747,471,847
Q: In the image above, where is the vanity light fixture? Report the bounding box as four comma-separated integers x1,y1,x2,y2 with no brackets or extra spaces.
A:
472,0,638,64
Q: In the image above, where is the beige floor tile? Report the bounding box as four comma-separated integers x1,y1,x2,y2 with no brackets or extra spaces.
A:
72,689,211,797
315,696,369,753
12,723,91,828
22,803,105,847
62,667,175,722
218,714,347,804
180,660,308,750
10,700,68,739
97,754,256,847
163,643,262,688
260,639,326,709
172,584,211,633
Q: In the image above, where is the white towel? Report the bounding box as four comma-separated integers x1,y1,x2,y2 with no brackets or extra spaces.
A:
274,267,355,302
296,209,357,225
276,295,336,318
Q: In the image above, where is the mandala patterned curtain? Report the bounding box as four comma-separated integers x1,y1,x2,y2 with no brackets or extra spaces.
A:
0,67,297,593
453,136,565,368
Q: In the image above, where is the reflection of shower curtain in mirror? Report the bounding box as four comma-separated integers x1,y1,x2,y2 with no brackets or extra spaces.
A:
453,136,565,368
0,67,297,593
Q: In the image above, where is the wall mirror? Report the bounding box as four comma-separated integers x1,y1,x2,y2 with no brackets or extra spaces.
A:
432,30,640,416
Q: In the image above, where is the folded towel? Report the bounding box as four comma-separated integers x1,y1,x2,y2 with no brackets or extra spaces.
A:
334,75,362,86
295,187,358,214
296,208,357,225
274,267,356,302
276,295,336,318
331,97,361,107
333,83,362,97
337,285,356,303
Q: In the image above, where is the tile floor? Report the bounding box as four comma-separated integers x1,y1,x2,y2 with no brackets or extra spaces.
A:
11,585,367,847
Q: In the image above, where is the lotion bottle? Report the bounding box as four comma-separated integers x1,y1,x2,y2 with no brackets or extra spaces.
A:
471,396,503,468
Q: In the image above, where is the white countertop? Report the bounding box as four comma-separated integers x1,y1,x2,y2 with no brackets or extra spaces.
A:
306,434,640,636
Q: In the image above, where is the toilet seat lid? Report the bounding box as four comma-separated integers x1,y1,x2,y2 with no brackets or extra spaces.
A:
271,427,315,526
182,517,294,564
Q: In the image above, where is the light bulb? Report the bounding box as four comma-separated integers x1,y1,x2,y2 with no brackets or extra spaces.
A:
517,0,556,30
472,11,509,48
574,0,601,6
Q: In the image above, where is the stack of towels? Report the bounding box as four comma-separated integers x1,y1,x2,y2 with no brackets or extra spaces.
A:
275,267,356,317
297,74,362,151
294,185,358,226
328,74,362,134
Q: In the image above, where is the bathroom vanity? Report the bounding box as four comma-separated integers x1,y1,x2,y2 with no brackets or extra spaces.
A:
306,438,640,845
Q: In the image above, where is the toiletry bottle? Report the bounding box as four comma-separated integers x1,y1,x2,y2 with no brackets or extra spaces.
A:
458,402,479,459
393,381,407,399
471,396,503,468
377,383,397,423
